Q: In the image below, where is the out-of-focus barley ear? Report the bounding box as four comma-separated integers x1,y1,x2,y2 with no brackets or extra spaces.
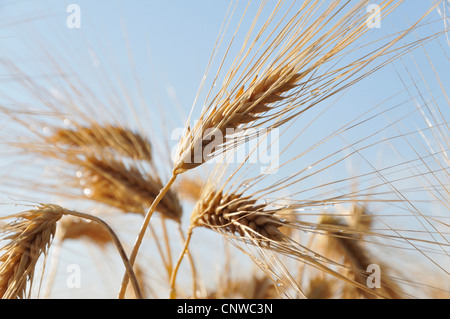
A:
306,276,336,299
205,273,277,299
319,215,403,299
0,109,183,222
72,155,183,223
48,123,153,162
350,204,373,235
59,216,113,247
43,123,182,222
177,176,204,203
70,154,183,221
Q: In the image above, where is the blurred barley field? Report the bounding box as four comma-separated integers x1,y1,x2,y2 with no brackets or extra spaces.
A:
0,1,449,299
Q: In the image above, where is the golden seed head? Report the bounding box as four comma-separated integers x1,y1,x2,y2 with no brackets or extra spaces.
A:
191,190,285,243
0,204,63,299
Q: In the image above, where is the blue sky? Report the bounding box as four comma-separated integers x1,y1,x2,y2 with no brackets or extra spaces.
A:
2,1,447,117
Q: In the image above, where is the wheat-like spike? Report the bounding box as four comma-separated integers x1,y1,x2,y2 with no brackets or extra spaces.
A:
175,67,302,173
177,176,204,203
172,0,436,174
76,155,182,222
306,276,336,299
319,216,403,299
191,190,286,245
0,204,63,299
350,204,373,234
48,123,152,162
206,273,277,299
168,188,290,298
59,216,112,247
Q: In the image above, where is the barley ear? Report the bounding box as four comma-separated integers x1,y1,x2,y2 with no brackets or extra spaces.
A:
0,205,63,299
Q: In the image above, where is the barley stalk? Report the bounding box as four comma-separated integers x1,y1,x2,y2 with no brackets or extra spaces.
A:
118,174,177,298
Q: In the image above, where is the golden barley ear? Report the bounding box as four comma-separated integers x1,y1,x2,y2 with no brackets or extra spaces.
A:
174,66,303,174
168,186,291,299
191,189,287,245
0,204,63,299
172,0,438,175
